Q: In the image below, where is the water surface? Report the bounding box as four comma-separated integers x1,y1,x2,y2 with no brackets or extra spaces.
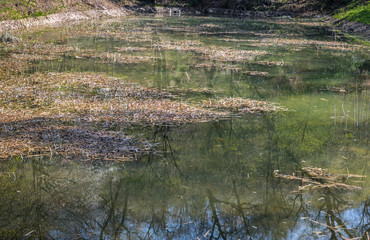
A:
1,15,369,239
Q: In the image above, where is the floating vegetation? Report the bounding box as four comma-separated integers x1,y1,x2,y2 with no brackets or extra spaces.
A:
218,36,365,52
274,167,365,191
199,47,267,62
9,53,57,61
255,60,287,66
0,70,286,160
166,87,215,99
202,97,287,113
193,63,242,71
192,63,269,75
153,40,203,51
198,30,277,37
70,27,154,42
0,42,76,66
74,51,154,64
0,58,28,75
199,23,223,29
244,71,269,76
4,42,76,56
154,41,267,62
247,38,365,51
0,25,285,162
0,122,150,162
218,38,259,43
115,46,149,52
0,72,232,160
262,20,330,27
6,17,364,163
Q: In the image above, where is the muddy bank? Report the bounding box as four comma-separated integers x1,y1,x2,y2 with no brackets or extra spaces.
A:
1,5,369,41
130,6,369,40
334,19,370,40
128,5,299,18
0,8,128,32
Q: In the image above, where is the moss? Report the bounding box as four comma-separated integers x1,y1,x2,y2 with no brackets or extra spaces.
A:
334,3,370,25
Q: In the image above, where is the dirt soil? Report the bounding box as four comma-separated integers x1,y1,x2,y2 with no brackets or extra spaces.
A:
0,9,128,32
335,19,370,40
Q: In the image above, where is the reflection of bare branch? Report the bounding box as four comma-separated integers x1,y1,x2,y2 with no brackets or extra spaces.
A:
301,217,340,232
98,178,123,239
232,180,252,237
274,167,364,192
207,189,227,240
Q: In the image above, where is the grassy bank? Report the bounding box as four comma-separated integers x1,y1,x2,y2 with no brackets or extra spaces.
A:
0,0,120,21
334,2,370,24
1,0,370,25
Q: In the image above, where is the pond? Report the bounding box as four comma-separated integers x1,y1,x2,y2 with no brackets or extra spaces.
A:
0,15,369,239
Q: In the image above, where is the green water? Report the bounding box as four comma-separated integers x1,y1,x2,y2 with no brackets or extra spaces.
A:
1,15,369,239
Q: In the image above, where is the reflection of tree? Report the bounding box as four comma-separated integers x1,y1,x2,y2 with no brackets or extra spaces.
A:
1,91,368,239
97,176,133,239
0,157,94,239
1,152,368,239
359,199,370,235
297,187,368,239
152,125,185,180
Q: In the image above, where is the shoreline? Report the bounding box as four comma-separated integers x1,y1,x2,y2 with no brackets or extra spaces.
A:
0,8,128,33
0,6,368,41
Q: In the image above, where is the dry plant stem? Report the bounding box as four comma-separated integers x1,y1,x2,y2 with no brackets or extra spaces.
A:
301,217,341,232
274,167,365,191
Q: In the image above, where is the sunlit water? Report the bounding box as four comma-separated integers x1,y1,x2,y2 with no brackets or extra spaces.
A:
1,15,369,239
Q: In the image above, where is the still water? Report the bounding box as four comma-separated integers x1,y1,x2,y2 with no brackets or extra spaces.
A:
0,15,369,239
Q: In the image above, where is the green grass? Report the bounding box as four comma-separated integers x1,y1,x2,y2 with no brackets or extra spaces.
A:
334,3,370,25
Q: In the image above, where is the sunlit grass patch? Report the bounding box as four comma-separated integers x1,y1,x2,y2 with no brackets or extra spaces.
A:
335,3,370,25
